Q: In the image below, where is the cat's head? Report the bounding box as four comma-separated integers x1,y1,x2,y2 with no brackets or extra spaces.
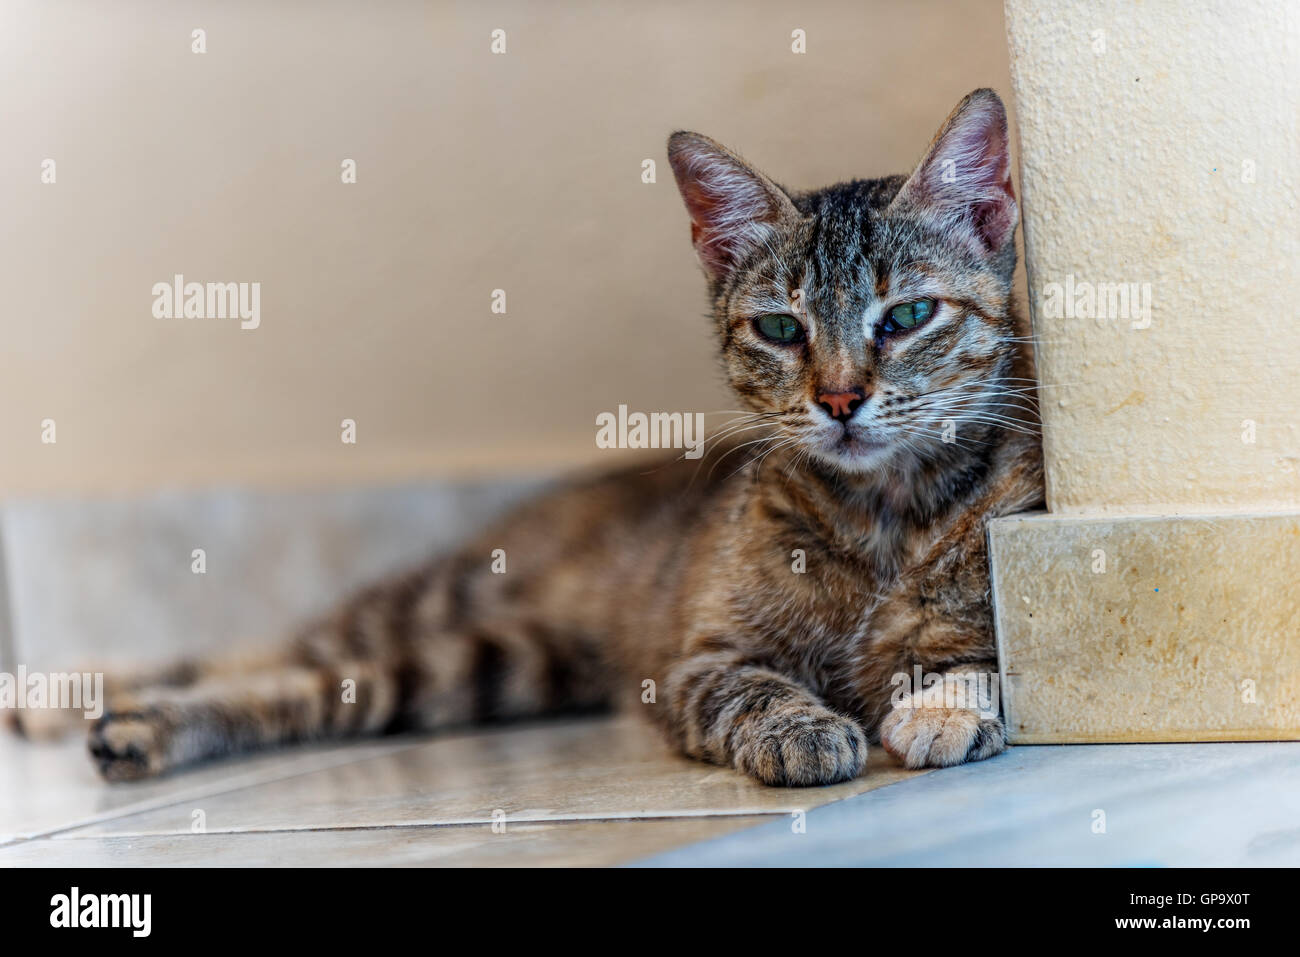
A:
668,89,1024,477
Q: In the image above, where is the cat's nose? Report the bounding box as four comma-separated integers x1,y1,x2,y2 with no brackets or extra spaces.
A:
816,389,866,423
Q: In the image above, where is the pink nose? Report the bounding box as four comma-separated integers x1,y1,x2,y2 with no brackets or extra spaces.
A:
817,390,865,422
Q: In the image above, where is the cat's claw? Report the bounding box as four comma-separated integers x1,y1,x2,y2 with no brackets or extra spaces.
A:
879,704,1005,769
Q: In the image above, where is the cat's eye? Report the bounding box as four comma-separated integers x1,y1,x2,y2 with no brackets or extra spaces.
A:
753,313,805,344
882,298,937,334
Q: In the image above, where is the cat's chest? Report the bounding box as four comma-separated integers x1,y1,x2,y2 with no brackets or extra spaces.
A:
755,483,956,673
770,548,909,681
791,523,943,677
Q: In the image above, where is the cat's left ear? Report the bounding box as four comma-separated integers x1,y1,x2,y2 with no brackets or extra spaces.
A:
888,88,1018,256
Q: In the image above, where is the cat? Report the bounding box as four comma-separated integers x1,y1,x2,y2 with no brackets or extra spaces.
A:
67,88,1044,785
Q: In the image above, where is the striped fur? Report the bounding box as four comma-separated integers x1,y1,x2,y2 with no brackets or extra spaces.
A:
75,89,1044,785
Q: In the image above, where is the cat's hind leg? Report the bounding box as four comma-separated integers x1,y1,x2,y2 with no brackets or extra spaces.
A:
89,624,611,781
4,659,207,742
87,556,614,780
87,657,397,781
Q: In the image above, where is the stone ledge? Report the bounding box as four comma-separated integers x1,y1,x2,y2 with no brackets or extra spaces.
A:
989,510,1300,744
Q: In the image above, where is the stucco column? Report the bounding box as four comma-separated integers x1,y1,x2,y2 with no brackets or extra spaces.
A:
993,0,1300,741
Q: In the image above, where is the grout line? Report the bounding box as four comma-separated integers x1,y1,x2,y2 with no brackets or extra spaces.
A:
49,810,794,839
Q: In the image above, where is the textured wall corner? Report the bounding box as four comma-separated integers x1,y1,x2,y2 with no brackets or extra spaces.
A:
990,511,1300,743
998,0,1300,743
1005,0,1300,515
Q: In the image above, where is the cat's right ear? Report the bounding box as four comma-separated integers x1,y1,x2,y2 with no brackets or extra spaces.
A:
667,132,799,283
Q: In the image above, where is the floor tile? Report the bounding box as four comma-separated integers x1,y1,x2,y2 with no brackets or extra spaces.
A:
637,741,1300,867
0,730,414,843
64,716,927,837
1,816,772,867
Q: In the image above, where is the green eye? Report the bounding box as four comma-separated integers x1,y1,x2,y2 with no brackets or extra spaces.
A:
886,298,937,331
754,313,804,344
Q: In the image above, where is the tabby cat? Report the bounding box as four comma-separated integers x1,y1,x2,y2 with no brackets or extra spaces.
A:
78,88,1044,786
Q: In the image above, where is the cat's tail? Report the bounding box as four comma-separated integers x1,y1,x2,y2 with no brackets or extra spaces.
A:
83,557,612,781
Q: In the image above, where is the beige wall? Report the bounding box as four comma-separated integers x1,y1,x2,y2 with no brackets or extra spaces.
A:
1,0,1017,497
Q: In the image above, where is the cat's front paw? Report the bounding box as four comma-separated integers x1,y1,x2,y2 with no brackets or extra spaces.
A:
88,710,171,781
879,703,1005,769
734,708,867,787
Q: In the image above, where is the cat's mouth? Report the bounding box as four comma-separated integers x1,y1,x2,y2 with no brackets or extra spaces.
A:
836,429,888,453
809,424,891,467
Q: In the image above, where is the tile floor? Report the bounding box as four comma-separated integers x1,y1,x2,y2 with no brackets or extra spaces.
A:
4,715,1298,867
641,739,1300,867
0,714,926,866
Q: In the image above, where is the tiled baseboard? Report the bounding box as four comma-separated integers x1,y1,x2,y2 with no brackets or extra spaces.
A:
0,476,549,671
